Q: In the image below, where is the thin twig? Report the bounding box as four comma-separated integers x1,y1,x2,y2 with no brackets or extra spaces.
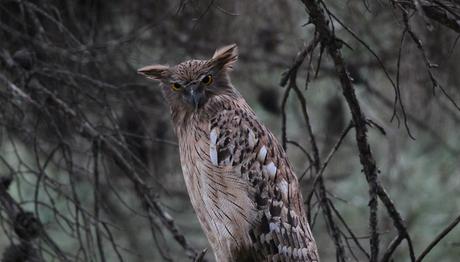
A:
416,215,460,262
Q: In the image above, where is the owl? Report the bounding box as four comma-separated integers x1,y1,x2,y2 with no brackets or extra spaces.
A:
138,44,319,262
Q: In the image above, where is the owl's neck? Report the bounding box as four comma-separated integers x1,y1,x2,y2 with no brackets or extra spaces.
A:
170,87,242,133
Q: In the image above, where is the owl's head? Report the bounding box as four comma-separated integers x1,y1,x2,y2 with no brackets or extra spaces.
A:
138,44,238,111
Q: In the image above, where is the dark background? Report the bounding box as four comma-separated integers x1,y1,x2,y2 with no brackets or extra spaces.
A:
0,0,459,261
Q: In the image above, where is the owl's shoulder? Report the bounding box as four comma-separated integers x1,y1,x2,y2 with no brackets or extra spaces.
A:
207,100,319,261
208,99,275,167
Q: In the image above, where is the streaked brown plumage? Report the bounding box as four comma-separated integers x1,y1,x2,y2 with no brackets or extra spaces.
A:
138,44,319,262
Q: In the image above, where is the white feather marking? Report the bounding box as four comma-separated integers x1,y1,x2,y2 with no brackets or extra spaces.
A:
265,232,272,242
264,162,277,179
272,200,282,207
264,210,272,220
297,248,302,259
278,180,289,195
283,222,292,230
278,245,283,255
282,246,288,255
269,222,279,232
257,146,267,162
210,128,218,165
210,128,218,144
259,233,266,244
301,248,309,258
292,248,298,259
248,129,257,149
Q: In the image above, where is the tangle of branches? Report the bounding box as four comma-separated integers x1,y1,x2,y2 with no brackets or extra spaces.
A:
0,0,459,261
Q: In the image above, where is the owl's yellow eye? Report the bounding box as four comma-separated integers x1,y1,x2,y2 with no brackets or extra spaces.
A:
201,75,213,85
171,83,183,91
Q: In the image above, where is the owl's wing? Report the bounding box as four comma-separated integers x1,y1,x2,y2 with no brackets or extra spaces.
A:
209,106,319,261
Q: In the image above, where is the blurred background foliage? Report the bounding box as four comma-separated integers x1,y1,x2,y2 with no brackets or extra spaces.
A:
0,0,459,261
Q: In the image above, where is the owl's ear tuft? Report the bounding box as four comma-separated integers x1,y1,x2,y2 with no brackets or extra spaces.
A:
209,44,238,71
137,64,171,81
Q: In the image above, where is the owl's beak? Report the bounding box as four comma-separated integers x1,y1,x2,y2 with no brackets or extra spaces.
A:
186,88,205,110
